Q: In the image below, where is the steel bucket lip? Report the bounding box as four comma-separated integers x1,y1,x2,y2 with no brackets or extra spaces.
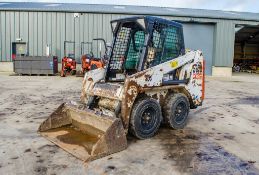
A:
38,101,128,162
39,125,103,161
38,101,117,132
39,123,127,162
40,132,127,162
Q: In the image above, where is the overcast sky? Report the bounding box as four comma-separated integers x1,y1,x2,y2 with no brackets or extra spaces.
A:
3,0,259,13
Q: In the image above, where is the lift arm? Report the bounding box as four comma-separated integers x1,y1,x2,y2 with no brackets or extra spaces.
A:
127,50,202,88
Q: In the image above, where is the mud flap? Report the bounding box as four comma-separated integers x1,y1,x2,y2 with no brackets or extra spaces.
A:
38,102,127,161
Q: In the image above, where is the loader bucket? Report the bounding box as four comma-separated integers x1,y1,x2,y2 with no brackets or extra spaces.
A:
38,102,127,161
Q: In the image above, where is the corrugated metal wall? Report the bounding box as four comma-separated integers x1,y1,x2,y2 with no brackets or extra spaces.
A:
0,10,258,68
213,19,259,67
213,20,235,67
0,11,126,62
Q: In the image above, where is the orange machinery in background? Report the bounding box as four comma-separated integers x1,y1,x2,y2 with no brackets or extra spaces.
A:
80,38,108,74
60,41,77,77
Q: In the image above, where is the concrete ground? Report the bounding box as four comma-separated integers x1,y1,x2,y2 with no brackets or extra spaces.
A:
0,72,259,175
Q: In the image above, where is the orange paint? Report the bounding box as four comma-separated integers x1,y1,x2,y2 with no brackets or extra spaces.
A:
202,59,205,100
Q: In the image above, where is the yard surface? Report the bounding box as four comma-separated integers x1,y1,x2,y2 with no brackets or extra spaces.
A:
0,72,259,175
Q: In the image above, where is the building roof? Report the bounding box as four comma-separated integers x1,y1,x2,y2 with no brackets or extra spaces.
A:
0,2,259,22
111,16,183,27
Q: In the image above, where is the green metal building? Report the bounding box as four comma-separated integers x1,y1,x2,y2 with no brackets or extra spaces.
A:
0,2,259,76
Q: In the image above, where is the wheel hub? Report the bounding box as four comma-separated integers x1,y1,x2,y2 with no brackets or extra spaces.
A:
141,107,156,128
142,112,151,124
174,102,187,124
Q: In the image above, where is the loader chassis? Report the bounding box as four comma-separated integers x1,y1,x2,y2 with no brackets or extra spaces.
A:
82,51,204,131
39,16,205,161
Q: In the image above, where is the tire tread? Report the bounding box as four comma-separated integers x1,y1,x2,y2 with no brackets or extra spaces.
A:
163,93,190,129
129,97,162,139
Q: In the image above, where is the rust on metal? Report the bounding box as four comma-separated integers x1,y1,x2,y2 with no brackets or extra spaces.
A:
120,79,139,130
38,102,127,161
88,83,124,100
81,78,94,103
98,98,120,111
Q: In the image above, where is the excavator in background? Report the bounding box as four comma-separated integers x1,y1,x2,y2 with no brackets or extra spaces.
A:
60,41,77,77
81,38,108,74
39,16,205,161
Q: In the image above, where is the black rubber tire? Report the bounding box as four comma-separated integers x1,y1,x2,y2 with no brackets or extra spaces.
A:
71,70,77,75
91,64,98,70
163,93,190,129
60,70,66,77
130,98,162,139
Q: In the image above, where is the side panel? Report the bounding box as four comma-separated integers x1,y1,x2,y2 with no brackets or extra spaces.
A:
42,12,47,56
182,23,215,75
65,13,75,59
79,13,84,61
1,11,6,61
103,14,113,44
38,12,43,56
46,13,52,56
20,12,29,55
57,13,66,61
33,12,38,56
28,12,34,56
74,12,80,62
214,20,235,67
5,12,11,61
51,12,57,57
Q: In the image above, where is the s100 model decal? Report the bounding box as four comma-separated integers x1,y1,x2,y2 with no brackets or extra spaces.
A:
192,61,203,79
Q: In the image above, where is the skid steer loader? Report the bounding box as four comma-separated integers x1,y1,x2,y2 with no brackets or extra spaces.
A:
39,16,205,161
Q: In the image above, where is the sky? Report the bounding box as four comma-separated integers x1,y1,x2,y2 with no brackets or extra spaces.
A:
2,0,259,13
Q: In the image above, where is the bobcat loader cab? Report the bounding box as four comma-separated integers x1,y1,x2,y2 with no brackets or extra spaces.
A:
39,16,205,161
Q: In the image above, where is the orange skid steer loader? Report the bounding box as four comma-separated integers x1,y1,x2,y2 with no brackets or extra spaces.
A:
81,38,108,74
